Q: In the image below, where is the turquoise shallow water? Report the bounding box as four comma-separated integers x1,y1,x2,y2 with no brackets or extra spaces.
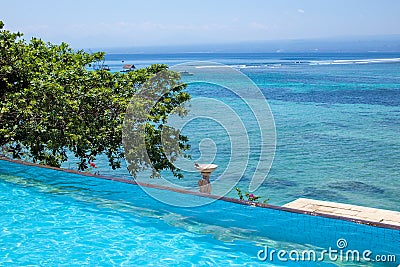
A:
1,160,399,266
89,52,400,211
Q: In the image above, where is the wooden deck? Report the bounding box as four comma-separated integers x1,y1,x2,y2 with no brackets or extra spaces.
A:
283,198,400,227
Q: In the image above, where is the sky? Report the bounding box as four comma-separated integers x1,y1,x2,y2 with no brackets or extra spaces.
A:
1,0,400,49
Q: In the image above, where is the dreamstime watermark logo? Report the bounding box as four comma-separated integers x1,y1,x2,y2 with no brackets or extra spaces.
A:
122,62,276,207
257,238,397,263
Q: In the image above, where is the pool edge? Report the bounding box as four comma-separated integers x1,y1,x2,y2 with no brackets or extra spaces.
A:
1,156,399,231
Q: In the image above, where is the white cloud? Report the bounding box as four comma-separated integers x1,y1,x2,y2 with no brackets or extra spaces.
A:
297,9,305,13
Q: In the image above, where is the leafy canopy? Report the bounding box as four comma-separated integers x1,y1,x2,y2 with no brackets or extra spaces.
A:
0,21,190,178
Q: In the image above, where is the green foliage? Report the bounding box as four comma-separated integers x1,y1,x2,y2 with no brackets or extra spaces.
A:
0,21,191,177
235,187,269,203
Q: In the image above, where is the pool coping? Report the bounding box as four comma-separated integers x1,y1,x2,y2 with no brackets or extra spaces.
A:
1,156,399,231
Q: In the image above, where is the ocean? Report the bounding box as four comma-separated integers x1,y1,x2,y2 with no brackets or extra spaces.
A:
73,52,400,211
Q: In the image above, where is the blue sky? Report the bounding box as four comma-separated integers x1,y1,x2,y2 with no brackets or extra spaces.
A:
1,0,400,48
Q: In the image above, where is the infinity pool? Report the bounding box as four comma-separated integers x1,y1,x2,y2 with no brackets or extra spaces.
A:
0,159,398,266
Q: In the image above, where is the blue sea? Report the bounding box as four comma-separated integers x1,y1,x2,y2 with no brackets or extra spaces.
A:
78,52,400,211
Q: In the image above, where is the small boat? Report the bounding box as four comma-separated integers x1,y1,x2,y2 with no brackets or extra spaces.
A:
121,64,136,72
93,61,110,71
179,71,194,76
100,65,110,71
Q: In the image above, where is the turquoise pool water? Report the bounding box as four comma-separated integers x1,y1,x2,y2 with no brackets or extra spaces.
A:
1,160,399,266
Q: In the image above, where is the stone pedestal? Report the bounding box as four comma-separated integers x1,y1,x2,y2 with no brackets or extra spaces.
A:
194,164,218,194
198,172,212,194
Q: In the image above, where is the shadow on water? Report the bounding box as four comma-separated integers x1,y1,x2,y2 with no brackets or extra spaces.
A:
328,181,385,194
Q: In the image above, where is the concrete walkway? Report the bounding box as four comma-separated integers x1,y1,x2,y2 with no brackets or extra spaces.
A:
283,198,400,228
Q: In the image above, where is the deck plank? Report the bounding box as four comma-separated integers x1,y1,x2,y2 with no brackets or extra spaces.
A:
283,198,400,227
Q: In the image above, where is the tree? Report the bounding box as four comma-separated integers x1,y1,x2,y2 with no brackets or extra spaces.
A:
0,21,190,178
